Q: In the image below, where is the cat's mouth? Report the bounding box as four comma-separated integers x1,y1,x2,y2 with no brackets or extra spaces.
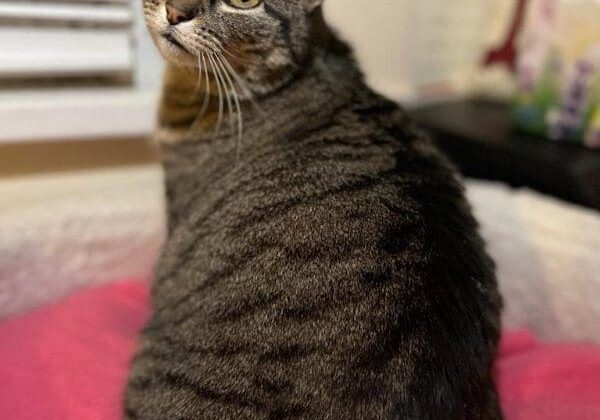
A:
156,30,199,67
158,31,221,62
162,33,190,54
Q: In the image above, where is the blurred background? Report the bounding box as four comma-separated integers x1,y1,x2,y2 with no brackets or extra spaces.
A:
0,0,599,342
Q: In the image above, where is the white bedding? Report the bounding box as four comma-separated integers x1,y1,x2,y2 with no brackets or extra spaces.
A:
466,180,600,342
1,165,598,342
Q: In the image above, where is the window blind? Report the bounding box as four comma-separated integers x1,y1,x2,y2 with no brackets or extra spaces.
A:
0,0,134,85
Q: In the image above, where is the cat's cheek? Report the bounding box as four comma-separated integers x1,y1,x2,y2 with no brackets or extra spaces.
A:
265,48,292,68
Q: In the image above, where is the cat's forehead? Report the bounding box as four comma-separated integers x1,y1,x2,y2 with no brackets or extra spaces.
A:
268,0,301,9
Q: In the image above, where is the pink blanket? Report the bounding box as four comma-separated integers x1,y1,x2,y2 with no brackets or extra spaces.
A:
1,281,599,419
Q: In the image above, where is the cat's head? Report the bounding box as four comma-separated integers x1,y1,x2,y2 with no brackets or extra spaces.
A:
143,0,327,95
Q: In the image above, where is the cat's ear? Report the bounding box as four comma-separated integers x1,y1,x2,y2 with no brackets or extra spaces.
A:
303,0,324,12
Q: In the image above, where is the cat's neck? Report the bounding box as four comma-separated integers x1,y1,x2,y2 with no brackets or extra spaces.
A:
158,64,220,133
156,45,361,149
158,43,364,233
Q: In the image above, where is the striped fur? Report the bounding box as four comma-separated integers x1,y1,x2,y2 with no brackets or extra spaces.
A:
126,1,503,419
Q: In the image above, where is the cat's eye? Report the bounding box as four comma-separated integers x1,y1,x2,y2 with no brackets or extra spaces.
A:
227,0,262,9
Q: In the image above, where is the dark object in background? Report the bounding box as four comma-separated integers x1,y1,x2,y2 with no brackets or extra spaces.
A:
411,100,600,209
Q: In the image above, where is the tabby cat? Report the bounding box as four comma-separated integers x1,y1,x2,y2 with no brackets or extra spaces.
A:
125,0,503,418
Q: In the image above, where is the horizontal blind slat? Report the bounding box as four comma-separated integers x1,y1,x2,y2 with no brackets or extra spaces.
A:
12,0,129,5
0,2,132,26
0,28,132,78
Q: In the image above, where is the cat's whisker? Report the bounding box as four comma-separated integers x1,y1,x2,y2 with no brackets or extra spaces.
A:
222,46,254,66
190,52,213,131
217,56,243,134
199,52,211,118
216,51,263,117
194,57,201,92
215,54,244,161
215,51,252,99
209,54,234,139
207,53,224,138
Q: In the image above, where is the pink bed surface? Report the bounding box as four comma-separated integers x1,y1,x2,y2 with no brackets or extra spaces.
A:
1,281,599,420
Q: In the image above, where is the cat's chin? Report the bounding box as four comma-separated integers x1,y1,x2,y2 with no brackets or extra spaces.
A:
156,36,196,67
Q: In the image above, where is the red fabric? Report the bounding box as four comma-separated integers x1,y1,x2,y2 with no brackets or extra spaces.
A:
496,330,600,419
1,281,599,420
0,282,149,420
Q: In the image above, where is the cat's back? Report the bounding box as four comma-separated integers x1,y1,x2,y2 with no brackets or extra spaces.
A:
157,93,472,295
126,94,502,419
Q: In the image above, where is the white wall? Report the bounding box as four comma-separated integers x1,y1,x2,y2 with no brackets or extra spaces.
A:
325,0,510,101
325,0,413,99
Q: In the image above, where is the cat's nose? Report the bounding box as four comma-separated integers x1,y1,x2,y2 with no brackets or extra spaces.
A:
165,0,197,25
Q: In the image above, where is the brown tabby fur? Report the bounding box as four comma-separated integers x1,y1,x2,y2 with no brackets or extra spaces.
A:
125,1,503,419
